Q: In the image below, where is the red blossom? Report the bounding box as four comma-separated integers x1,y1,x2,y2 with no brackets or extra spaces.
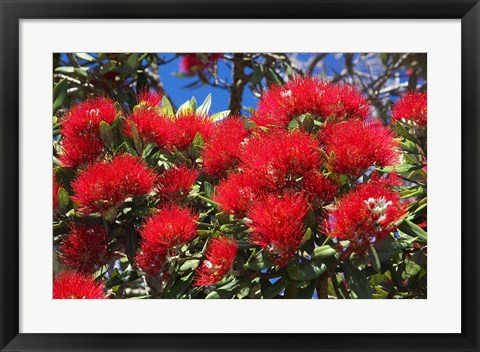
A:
135,240,168,276
53,270,106,299
194,236,238,286
71,154,155,214
213,172,261,216
248,193,310,266
124,108,172,148
137,89,162,107
58,224,112,273
240,129,322,190
59,134,105,168
302,171,338,206
156,165,199,202
139,205,198,249
391,91,427,127
251,76,370,128
167,112,214,151
326,181,407,252
53,171,61,209
179,53,223,74
202,118,249,176
59,97,121,168
321,120,399,176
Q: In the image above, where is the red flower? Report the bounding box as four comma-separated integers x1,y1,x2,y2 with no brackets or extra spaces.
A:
60,97,119,139
202,118,249,176
240,129,322,190
137,89,162,108
326,181,407,252
179,53,223,74
179,54,207,74
135,240,168,276
124,108,172,148
391,91,427,127
59,134,105,168
58,224,112,273
213,172,261,216
251,76,370,128
193,236,238,286
156,166,199,202
59,97,120,168
302,171,338,206
71,154,155,214
136,205,198,276
139,205,198,249
247,193,310,266
53,171,61,209
167,112,213,150
53,270,106,299
321,120,399,176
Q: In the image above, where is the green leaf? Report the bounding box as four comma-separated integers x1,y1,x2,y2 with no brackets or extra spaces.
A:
368,244,381,273
204,181,214,198
160,96,174,117
100,60,117,75
374,235,414,262
105,269,144,289
244,251,274,271
54,66,75,74
189,96,197,111
405,257,422,277
163,271,194,299
74,53,95,62
126,53,139,70
103,207,118,222
376,164,425,174
261,277,287,299
177,99,194,115
343,261,372,299
179,259,200,272
129,122,143,155
400,219,428,243
99,121,114,148
267,67,283,84
53,79,68,113
210,110,230,122
57,187,70,213
196,94,212,116
287,259,327,281
313,245,338,259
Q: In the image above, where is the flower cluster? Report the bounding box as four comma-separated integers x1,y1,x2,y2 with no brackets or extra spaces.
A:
391,91,427,127
53,270,106,299
194,236,238,286
156,166,198,203
57,224,112,273
136,205,198,276
53,171,61,210
251,76,370,128
325,180,407,252
179,53,224,74
59,97,120,168
71,154,155,214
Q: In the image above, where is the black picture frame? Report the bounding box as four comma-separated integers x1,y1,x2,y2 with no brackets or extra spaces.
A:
1,1,479,351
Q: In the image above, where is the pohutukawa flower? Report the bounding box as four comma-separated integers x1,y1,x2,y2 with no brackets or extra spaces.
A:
58,224,111,273
59,134,105,168
213,172,260,216
302,171,338,206
325,181,407,252
167,112,213,150
135,240,168,276
194,236,238,286
156,165,199,202
251,76,370,128
71,154,155,214
391,91,427,127
53,171,61,209
139,204,198,249
248,193,310,266
124,108,172,149
202,118,249,176
321,120,399,176
53,270,106,299
59,97,121,168
137,89,162,108
240,129,322,190
179,53,223,74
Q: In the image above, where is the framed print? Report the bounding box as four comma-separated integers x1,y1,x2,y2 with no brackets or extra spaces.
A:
1,0,479,351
